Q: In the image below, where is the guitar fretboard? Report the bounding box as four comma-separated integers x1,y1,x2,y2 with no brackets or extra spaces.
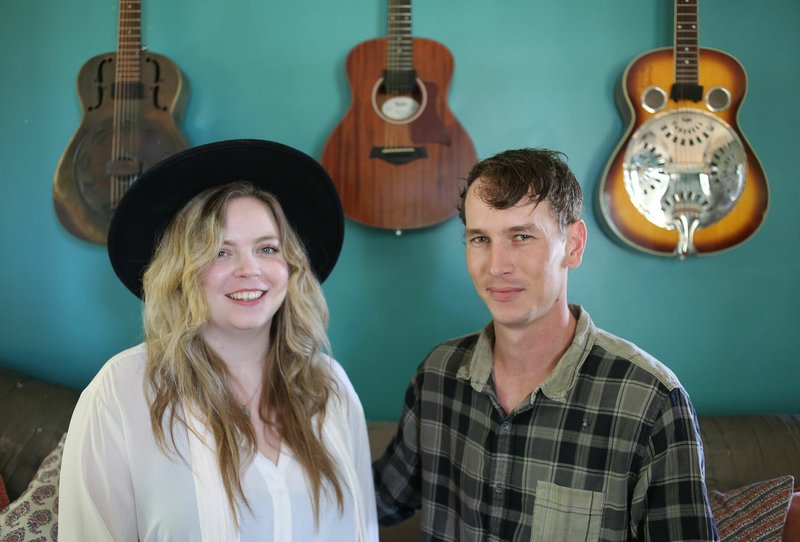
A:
116,0,142,85
385,0,415,92
112,0,144,207
674,0,699,84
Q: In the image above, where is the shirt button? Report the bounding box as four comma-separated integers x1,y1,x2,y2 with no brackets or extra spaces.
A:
500,421,511,431
495,484,504,494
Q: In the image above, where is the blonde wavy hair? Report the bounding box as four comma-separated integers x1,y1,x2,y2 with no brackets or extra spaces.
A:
141,181,343,524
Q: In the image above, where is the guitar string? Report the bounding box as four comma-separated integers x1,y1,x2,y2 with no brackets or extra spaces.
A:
674,0,698,168
126,0,138,206
112,0,124,210
111,0,119,210
129,0,139,203
112,0,140,210
133,0,141,199
386,0,411,150
386,2,394,149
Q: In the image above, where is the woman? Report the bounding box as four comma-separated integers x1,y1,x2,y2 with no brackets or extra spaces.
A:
59,140,378,541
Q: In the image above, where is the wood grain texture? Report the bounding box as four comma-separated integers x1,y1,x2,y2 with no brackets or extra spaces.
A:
322,37,476,230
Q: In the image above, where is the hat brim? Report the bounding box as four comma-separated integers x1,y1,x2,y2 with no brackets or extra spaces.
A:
107,139,344,299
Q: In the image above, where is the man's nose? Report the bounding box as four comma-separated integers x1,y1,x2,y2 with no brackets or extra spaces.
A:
489,243,514,275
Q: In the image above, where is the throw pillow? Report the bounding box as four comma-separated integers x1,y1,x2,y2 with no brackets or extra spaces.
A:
0,474,9,511
0,433,65,542
709,474,794,542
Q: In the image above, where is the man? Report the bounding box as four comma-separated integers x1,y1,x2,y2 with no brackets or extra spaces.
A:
373,149,718,541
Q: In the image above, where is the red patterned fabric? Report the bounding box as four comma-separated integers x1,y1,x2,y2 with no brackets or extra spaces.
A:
0,434,64,541
709,475,794,542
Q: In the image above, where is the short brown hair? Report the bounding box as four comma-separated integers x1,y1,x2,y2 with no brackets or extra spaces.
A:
458,148,583,232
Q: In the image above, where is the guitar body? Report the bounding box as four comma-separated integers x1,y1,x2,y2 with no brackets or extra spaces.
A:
322,37,477,230
54,51,189,244
599,47,768,255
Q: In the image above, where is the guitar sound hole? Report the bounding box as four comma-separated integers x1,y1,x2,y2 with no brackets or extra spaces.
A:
641,86,667,113
381,96,420,121
706,87,731,112
372,77,427,124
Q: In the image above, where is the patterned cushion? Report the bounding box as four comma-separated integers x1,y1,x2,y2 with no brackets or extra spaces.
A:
0,433,65,541
709,475,794,542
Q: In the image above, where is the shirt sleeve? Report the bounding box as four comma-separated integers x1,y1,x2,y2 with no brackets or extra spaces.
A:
327,358,380,542
58,369,138,542
372,369,423,527
632,387,719,541
340,365,381,541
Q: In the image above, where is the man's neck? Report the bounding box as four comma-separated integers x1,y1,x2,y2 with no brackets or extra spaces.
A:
491,303,577,414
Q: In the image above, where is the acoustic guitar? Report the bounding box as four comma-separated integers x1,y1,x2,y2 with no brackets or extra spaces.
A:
321,0,477,231
53,0,189,244
598,0,768,257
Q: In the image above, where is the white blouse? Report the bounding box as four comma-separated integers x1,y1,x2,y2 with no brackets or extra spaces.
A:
58,344,379,542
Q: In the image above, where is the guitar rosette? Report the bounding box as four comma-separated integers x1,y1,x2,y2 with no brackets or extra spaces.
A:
622,109,747,258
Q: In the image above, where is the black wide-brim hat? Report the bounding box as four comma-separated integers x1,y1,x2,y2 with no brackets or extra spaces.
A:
108,139,344,299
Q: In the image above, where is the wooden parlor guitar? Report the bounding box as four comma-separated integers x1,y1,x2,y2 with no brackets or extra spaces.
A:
598,0,768,257
53,0,188,244
321,0,477,230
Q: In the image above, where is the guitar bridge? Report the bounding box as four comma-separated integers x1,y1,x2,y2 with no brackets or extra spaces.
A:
370,146,427,165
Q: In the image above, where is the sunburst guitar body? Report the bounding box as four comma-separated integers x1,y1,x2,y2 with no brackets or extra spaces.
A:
599,1,768,257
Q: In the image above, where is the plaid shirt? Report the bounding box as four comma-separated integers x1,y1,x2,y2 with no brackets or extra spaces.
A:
373,305,718,541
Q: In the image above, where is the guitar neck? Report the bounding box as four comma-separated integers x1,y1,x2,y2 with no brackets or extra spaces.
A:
385,0,416,92
671,0,703,101
111,0,144,193
116,0,143,89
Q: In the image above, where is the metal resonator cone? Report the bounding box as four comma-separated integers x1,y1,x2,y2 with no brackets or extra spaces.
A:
623,109,747,258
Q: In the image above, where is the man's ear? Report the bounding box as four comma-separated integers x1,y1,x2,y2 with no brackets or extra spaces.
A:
565,220,587,268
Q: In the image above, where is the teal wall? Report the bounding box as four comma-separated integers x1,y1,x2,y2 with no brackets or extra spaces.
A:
1,1,798,421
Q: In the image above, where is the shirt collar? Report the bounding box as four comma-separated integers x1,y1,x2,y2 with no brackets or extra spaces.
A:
457,305,597,403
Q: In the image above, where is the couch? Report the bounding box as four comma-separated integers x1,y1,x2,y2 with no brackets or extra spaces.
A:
2,364,799,541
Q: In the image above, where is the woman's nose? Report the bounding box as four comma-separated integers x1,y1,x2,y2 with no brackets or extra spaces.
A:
235,254,261,277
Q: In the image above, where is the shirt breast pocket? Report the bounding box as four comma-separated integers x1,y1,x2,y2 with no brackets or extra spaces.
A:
530,480,605,542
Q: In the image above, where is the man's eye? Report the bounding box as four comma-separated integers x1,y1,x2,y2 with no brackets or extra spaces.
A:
514,234,532,241
469,236,488,244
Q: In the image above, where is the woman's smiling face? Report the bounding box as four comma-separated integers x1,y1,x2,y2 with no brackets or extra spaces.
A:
201,196,289,344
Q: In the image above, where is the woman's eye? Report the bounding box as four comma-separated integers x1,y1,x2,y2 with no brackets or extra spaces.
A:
216,249,229,258
259,245,279,254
